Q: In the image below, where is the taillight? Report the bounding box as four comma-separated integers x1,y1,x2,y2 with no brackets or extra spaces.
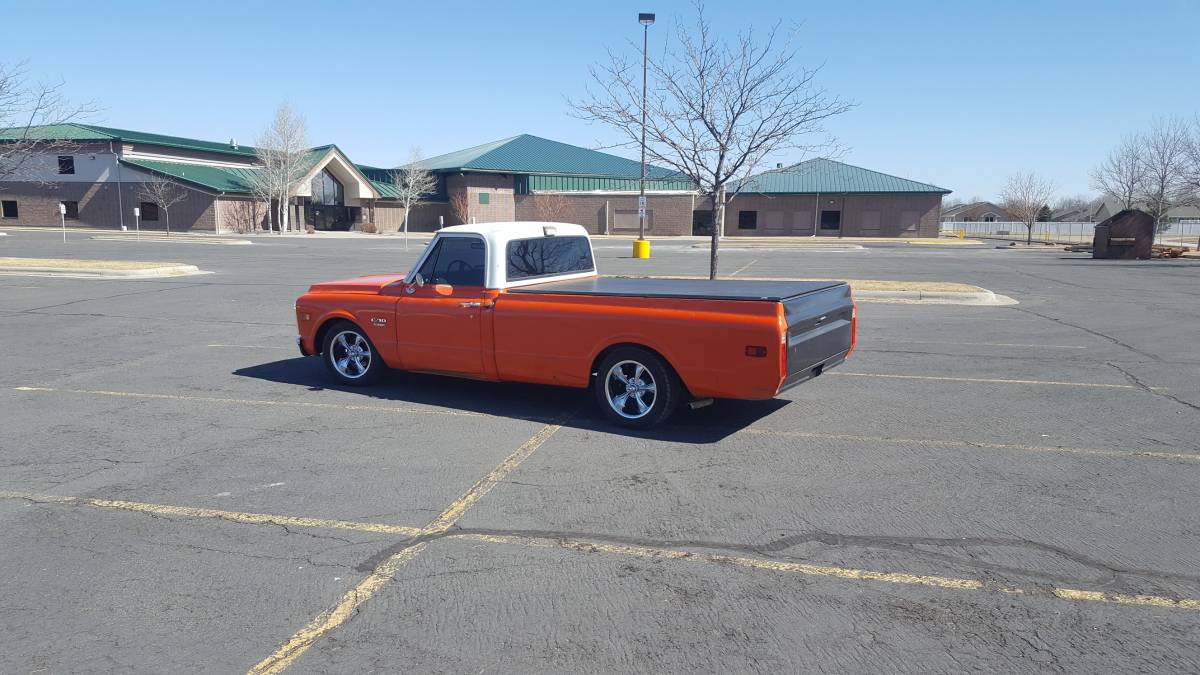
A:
847,294,857,358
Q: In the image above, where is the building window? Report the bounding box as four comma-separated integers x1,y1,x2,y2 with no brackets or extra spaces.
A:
1,200,16,219
62,201,79,220
58,156,75,175
479,192,490,205
310,169,344,206
983,214,996,222
738,211,757,229
139,202,160,221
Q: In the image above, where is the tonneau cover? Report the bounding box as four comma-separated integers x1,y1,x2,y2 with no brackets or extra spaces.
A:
509,276,844,302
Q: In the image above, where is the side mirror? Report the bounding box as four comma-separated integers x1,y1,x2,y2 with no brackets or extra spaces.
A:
412,273,425,287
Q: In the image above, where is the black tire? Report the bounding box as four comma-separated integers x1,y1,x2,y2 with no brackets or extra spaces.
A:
321,321,385,385
593,346,681,429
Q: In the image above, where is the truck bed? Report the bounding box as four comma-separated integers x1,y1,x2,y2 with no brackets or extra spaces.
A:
509,276,844,301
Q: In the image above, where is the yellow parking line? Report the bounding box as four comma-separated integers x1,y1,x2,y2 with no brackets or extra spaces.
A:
12,386,485,417
247,422,565,675
4,489,1197,613
741,429,1200,463
461,533,1200,610
0,491,424,536
830,372,1153,390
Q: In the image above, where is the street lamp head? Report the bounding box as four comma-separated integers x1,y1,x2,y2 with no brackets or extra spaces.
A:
639,12,655,25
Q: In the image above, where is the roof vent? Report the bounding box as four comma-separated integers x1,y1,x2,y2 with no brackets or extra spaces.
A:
230,137,238,149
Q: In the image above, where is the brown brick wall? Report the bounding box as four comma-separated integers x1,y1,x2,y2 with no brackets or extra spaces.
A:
723,193,943,237
373,201,453,233
447,173,515,224
514,192,695,235
0,180,217,231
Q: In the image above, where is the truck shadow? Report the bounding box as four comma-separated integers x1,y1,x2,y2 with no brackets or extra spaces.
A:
233,357,788,444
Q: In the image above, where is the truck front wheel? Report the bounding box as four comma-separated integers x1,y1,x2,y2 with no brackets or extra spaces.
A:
593,347,681,429
321,321,385,386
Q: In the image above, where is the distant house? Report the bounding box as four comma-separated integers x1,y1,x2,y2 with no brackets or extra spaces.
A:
1091,199,1200,224
940,201,1013,222
1051,206,1095,222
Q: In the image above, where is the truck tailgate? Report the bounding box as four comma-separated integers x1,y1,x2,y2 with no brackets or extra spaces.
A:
781,283,854,390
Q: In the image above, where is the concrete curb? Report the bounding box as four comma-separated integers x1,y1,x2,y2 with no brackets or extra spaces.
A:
854,289,1017,305
90,235,252,246
0,264,203,278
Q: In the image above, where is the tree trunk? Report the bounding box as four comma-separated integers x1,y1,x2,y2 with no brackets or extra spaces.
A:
403,205,410,250
709,186,725,279
1026,222,1032,245
165,208,170,237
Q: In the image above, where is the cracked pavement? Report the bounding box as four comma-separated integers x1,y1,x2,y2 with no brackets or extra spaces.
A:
1,231,1198,673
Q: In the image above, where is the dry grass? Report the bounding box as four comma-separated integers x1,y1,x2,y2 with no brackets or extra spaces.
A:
0,257,186,271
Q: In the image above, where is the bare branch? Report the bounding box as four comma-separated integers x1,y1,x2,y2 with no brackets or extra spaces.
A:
249,103,309,234
572,3,853,277
0,60,99,183
389,147,439,247
999,171,1056,245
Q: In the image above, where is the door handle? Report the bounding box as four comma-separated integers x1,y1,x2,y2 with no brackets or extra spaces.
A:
460,301,486,308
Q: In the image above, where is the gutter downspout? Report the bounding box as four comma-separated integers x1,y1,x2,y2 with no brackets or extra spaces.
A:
112,141,125,230
812,192,819,237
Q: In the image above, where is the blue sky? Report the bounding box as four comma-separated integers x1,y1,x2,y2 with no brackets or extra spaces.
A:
6,0,1198,199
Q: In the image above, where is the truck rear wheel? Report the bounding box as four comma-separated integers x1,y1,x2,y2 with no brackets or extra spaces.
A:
593,347,680,429
321,321,385,386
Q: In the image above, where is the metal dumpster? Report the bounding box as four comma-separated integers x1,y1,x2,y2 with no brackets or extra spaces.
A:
1093,209,1153,260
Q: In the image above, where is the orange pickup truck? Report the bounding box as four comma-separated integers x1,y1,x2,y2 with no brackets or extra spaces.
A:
295,222,855,428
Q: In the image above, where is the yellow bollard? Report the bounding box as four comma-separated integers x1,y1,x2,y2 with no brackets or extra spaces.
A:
632,239,651,259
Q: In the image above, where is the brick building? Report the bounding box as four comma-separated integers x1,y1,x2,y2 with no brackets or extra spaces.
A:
1,125,951,237
726,159,951,237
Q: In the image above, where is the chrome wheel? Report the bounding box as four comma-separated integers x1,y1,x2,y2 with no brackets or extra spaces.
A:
604,359,658,420
329,330,372,379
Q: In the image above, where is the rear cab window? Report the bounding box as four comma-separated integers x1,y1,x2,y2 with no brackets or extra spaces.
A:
506,235,594,282
416,236,486,286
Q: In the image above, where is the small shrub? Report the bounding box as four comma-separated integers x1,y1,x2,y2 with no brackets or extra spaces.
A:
306,225,315,234
360,222,378,234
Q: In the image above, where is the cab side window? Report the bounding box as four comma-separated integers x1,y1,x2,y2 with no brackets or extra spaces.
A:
416,237,486,286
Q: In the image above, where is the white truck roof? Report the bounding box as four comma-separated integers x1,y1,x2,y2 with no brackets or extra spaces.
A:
410,222,597,289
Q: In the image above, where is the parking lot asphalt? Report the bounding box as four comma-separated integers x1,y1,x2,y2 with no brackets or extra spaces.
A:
1,230,1199,673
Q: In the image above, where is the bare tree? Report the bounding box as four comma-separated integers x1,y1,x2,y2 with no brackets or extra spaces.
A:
388,148,439,249
1090,134,1146,211
1000,172,1056,245
449,191,470,225
137,178,189,236
0,60,96,183
250,104,309,234
533,192,571,222
1137,116,1190,236
1052,194,1097,219
574,4,852,278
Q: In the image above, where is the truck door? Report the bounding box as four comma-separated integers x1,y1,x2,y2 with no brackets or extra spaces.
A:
397,235,488,376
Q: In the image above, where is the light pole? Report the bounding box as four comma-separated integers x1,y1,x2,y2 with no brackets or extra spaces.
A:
634,12,655,260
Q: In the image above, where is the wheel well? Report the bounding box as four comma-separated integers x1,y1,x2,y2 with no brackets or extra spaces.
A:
314,317,357,354
589,342,689,395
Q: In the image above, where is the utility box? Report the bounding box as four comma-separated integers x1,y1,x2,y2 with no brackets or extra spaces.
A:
1093,209,1154,260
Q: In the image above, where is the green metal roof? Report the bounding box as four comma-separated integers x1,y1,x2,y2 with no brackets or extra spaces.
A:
0,123,258,157
82,124,258,157
736,158,950,194
412,134,679,179
0,123,115,142
120,158,263,193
